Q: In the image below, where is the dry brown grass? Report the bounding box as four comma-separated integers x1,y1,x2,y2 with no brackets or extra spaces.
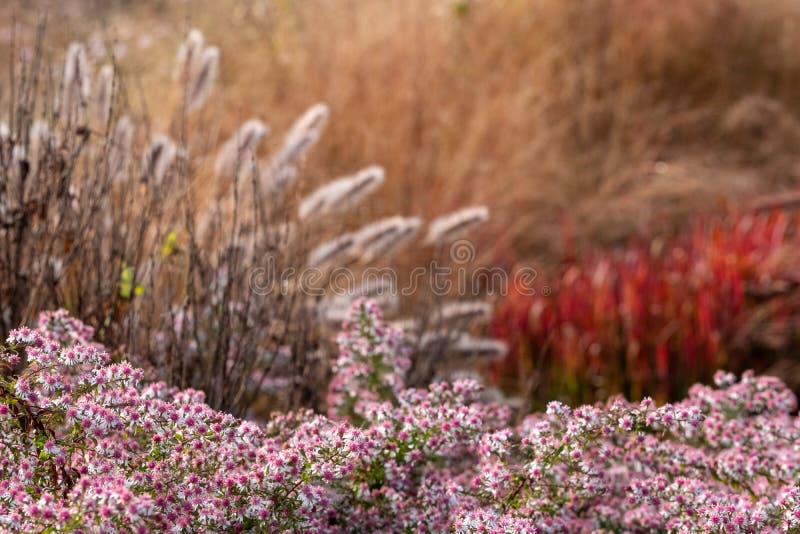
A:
0,16,506,416
4,0,800,262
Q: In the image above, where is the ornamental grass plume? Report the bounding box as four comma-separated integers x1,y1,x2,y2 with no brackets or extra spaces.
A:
141,134,177,186
424,205,489,245
352,215,422,263
261,163,298,198
174,28,204,83
306,232,357,269
60,42,91,125
284,102,330,145
261,103,329,197
436,301,493,325
418,329,459,349
452,334,509,360
186,45,219,112
274,102,329,168
297,165,385,221
213,119,270,179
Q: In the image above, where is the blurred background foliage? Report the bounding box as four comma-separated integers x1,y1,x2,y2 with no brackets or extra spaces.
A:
3,0,800,408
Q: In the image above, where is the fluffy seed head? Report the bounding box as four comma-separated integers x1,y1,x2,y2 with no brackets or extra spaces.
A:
274,102,329,166
298,166,385,221
142,134,177,186
453,334,509,360
419,330,459,349
436,301,493,325
261,103,329,199
61,42,91,123
425,206,489,245
307,233,357,269
261,164,298,198
214,119,270,179
186,46,219,112
353,216,422,262
174,29,204,82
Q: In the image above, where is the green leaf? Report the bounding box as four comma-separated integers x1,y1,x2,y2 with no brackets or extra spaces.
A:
161,231,179,259
120,265,135,299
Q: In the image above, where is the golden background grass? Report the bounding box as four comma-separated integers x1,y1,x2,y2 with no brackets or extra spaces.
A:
3,0,800,264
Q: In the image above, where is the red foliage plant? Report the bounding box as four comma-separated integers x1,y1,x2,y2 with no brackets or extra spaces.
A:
492,210,800,407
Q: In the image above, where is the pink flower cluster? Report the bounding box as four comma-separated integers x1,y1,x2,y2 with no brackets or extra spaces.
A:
327,299,411,420
1,304,800,532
